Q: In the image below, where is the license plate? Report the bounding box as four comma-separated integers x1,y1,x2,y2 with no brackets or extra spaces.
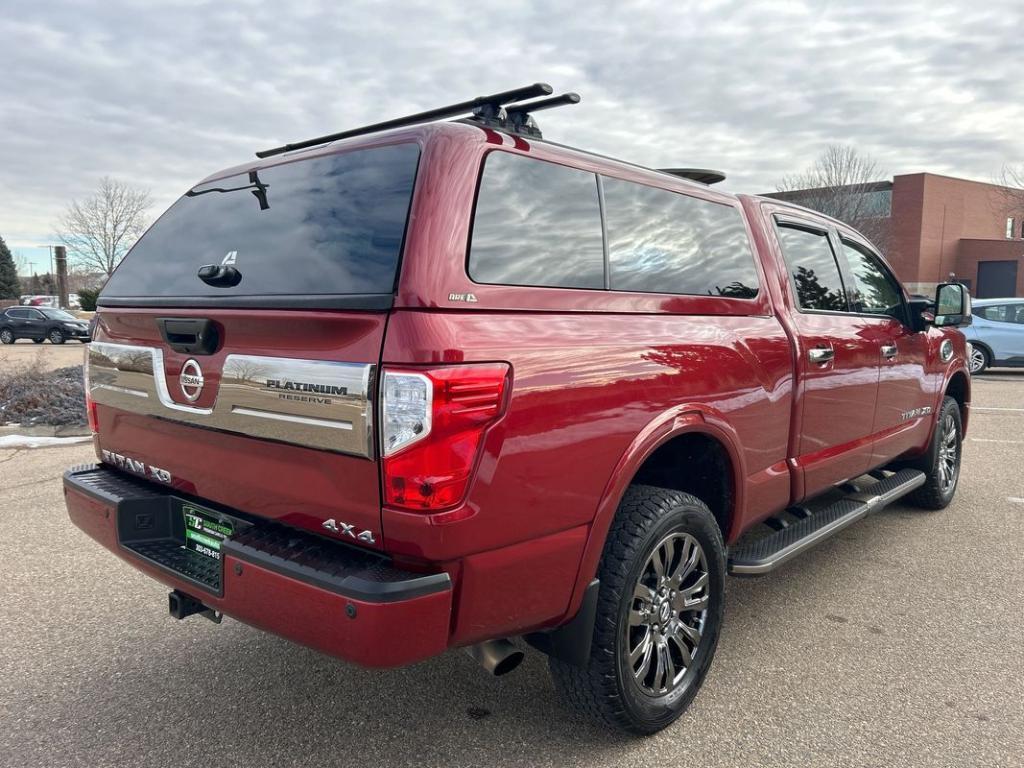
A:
182,503,234,562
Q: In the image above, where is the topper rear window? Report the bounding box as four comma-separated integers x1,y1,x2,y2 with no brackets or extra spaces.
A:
100,143,420,309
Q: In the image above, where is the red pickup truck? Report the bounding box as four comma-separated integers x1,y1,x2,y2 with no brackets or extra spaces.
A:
64,84,972,734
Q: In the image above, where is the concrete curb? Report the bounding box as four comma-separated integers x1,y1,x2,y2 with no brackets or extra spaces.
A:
0,423,91,438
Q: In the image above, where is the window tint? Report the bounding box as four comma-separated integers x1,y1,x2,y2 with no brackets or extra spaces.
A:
469,152,604,289
601,178,758,298
841,240,904,320
776,224,848,311
6,309,27,319
102,144,420,301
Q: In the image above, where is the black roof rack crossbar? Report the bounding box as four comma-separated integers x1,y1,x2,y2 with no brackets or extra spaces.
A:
504,92,581,117
255,83,553,158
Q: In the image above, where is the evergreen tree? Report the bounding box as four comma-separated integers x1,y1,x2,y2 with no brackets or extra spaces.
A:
0,235,20,299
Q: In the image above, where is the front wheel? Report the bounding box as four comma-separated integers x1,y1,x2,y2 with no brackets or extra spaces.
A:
907,396,962,510
968,344,989,375
48,329,65,344
549,485,725,734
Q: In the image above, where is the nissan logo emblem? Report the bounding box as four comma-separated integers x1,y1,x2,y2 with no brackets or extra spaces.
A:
180,359,205,402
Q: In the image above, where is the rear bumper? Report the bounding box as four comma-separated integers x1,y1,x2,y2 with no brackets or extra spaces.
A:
63,464,452,668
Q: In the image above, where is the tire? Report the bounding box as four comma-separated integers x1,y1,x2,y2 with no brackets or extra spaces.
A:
48,329,65,344
968,344,989,375
549,485,726,734
907,396,962,510
0,329,14,344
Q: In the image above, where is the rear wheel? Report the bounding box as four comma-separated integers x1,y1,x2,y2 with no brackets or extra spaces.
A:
48,329,65,344
549,485,725,734
907,396,962,510
0,329,14,344
968,344,989,375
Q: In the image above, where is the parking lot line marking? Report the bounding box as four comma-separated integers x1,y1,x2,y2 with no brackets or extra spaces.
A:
970,438,1024,444
971,407,1024,413
1008,498,1024,505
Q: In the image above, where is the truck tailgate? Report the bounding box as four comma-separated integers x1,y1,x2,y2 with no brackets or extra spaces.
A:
87,307,385,550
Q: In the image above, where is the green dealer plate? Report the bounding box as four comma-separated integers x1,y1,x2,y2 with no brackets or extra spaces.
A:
182,503,234,562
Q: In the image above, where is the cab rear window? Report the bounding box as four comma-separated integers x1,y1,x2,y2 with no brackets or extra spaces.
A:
101,144,420,308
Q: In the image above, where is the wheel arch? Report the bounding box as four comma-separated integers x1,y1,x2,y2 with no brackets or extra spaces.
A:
562,407,745,626
945,368,970,432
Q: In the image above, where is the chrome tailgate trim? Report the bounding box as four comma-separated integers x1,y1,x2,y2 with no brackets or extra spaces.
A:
88,342,375,457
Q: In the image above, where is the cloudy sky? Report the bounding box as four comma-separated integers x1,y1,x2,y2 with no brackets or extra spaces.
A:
3,0,1022,274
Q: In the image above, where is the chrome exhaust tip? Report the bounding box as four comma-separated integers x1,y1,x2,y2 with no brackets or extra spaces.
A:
464,638,525,676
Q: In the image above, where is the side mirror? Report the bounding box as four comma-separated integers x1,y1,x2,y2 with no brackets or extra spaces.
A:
933,282,972,328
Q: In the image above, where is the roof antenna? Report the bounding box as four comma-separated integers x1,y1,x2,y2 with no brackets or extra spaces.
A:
659,168,727,185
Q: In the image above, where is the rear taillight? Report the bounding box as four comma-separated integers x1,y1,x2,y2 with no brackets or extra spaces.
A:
381,364,510,512
83,344,98,434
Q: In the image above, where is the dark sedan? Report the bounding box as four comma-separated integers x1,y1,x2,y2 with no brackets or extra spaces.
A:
0,307,91,344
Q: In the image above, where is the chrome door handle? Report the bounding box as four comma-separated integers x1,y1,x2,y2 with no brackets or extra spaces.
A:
808,346,834,364
881,344,898,359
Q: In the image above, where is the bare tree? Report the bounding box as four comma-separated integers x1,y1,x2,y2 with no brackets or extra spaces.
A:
57,177,152,276
773,145,890,249
996,165,1024,229
10,249,31,278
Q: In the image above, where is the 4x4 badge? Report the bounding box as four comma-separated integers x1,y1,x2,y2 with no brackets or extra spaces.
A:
322,518,376,544
180,359,205,402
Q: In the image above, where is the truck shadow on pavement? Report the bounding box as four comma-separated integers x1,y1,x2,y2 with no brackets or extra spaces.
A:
31,501,955,768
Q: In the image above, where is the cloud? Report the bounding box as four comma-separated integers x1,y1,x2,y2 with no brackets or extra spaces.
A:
2,0,1022,246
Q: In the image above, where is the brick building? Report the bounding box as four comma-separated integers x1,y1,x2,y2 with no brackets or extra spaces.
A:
765,173,1024,298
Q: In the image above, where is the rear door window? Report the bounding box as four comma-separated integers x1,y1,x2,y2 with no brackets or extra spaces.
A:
101,143,420,305
776,224,849,312
601,178,758,298
469,152,605,289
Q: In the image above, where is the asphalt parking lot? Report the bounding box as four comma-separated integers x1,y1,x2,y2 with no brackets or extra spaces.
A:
1,373,1022,768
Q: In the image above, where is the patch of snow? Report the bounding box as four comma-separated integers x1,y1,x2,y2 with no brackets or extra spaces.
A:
0,435,93,449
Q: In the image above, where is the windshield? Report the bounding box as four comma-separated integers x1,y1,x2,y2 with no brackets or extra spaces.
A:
41,309,78,321
101,143,420,307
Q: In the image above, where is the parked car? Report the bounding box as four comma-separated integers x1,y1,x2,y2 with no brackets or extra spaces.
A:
62,84,972,734
0,306,92,344
962,298,1024,373
27,295,58,307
